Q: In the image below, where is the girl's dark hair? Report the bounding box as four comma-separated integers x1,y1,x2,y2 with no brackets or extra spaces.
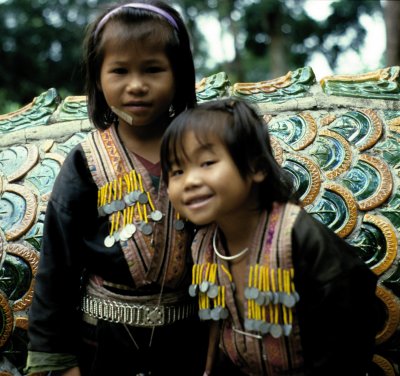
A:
160,98,297,210
83,0,196,130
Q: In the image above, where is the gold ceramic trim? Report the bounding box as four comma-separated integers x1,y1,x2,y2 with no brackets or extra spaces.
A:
320,66,399,86
364,214,398,276
3,184,37,241
15,316,29,330
357,155,393,210
6,244,39,312
372,354,396,376
270,136,284,165
375,285,400,345
357,109,383,151
291,112,317,151
320,114,336,127
285,154,321,206
0,290,13,349
233,70,293,95
6,144,39,183
319,129,352,180
323,182,358,238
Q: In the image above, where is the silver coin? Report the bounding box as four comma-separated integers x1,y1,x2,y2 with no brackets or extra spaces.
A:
282,293,296,308
188,284,198,297
270,324,282,339
202,308,211,320
174,219,185,231
150,210,163,222
115,199,125,211
211,307,221,321
220,307,229,319
128,191,138,203
256,292,266,306
114,231,120,241
103,203,113,215
244,287,252,300
265,291,273,305
272,292,280,305
207,284,219,299
123,194,133,206
259,322,270,335
198,310,204,320
138,193,148,204
141,223,153,236
124,223,137,237
119,228,129,241
283,324,293,336
98,206,105,217
250,287,260,300
244,318,255,332
104,235,115,248
110,201,119,213
293,291,300,302
253,320,263,331
199,281,209,293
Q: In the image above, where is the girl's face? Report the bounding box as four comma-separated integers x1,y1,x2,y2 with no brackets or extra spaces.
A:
99,34,175,129
167,131,264,227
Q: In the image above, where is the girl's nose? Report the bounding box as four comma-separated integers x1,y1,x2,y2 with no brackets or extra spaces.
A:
126,75,148,94
184,169,202,190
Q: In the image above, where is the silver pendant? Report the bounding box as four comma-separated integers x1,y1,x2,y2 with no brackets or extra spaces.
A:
270,324,282,339
104,235,115,248
141,223,153,236
188,284,198,297
150,210,163,222
138,192,148,204
174,219,185,231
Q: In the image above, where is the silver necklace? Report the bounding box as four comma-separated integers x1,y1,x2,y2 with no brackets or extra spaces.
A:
212,228,249,261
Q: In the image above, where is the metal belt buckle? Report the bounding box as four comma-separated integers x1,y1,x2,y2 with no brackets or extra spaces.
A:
144,305,164,326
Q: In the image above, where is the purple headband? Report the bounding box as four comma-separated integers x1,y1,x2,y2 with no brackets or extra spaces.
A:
94,3,178,39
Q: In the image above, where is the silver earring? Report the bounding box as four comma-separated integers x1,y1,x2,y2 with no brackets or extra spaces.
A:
169,105,175,118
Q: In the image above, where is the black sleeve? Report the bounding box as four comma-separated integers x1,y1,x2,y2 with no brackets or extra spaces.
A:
28,144,97,354
292,209,379,376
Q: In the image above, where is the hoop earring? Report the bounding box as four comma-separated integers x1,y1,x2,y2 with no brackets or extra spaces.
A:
169,105,175,118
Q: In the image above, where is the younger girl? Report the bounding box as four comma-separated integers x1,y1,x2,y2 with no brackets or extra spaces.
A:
26,1,206,375
161,99,379,375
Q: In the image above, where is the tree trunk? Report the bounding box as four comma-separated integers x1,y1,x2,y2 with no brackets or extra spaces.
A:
383,0,400,66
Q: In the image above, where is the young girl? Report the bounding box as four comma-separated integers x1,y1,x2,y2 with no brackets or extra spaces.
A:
161,99,380,375
26,1,207,375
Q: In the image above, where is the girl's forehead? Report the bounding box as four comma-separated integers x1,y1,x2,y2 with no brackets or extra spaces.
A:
173,130,223,159
100,20,170,49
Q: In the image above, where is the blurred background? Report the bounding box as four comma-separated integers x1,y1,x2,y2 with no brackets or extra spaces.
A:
0,0,399,115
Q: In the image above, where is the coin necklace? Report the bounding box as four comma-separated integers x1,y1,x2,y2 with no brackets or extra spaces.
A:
212,227,250,261
99,169,167,247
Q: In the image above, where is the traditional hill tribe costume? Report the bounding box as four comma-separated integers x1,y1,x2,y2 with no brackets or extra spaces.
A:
27,124,206,375
191,202,378,376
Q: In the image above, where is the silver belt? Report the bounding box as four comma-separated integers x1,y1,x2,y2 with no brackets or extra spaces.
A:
81,293,196,327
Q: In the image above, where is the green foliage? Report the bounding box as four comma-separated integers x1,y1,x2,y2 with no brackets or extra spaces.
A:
0,0,385,114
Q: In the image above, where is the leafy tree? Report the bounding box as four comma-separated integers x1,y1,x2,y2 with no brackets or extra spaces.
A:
0,0,109,112
0,0,390,114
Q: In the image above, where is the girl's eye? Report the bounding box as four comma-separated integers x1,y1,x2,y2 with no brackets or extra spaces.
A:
170,168,183,177
201,160,215,168
112,67,127,74
146,66,164,73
